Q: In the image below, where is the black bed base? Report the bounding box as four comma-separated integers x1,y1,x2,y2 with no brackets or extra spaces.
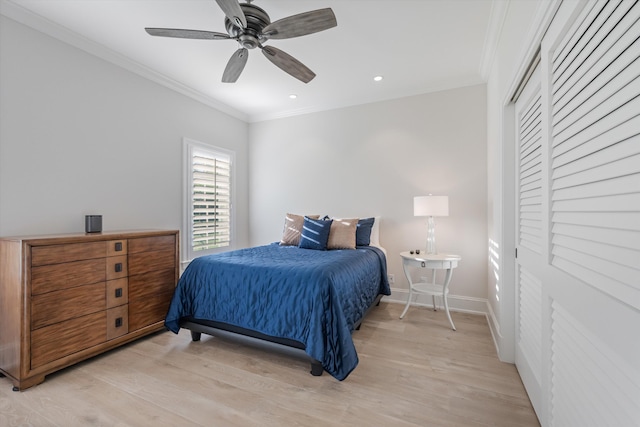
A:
180,318,324,376
179,294,383,377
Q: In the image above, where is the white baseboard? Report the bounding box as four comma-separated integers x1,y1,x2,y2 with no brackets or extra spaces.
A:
383,289,507,359
383,287,489,315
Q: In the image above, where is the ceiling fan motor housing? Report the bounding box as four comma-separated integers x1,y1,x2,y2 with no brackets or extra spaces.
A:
225,3,270,49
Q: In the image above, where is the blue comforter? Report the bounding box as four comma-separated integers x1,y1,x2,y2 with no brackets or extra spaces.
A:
165,243,390,380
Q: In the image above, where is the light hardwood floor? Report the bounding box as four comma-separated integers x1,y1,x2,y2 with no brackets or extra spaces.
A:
0,302,539,426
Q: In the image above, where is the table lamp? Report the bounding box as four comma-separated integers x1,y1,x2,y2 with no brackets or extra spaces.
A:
414,195,449,254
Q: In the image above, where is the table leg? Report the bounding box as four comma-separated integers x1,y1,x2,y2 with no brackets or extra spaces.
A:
443,292,456,331
400,261,413,319
431,270,437,310
442,268,456,331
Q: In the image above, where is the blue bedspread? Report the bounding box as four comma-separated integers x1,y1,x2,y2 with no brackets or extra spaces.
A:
165,243,390,380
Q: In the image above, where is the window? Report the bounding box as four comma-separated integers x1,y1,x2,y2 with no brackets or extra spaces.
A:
183,138,234,261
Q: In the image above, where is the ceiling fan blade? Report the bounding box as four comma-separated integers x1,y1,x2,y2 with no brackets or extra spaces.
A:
222,48,248,83
262,8,337,40
261,46,315,83
145,28,230,40
215,0,247,29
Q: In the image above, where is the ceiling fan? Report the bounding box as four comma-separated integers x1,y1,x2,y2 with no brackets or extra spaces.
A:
145,0,337,84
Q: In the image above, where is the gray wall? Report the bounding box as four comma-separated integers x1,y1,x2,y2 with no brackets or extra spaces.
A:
249,85,488,305
0,16,250,257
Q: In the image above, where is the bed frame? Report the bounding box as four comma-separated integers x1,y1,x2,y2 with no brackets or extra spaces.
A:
179,294,383,376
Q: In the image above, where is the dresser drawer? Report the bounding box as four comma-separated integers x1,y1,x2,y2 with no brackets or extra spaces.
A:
31,258,106,295
31,241,106,266
31,282,106,330
106,239,127,257
128,235,175,254
128,291,173,331
106,305,128,340
129,249,175,276
106,255,128,280
31,311,106,369
128,268,176,299
106,278,128,308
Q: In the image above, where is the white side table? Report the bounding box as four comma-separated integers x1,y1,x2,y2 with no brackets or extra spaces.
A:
399,251,461,330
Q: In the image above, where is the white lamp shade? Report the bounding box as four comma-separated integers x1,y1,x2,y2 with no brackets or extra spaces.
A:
414,195,449,217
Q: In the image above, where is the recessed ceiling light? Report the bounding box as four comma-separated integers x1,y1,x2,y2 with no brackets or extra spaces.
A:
289,94,298,99
373,75,383,82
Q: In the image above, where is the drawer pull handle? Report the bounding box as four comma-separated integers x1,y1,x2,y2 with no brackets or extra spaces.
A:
115,242,123,251
115,288,122,298
115,317,123,328
115,263,123,273
421,261,426,268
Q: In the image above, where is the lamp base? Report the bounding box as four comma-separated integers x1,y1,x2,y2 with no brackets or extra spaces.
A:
426,216,437,254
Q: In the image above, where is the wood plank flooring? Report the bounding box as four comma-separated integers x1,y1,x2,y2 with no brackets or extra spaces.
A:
0,302,539,426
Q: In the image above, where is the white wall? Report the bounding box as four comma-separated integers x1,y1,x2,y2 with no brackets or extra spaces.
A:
2,13,487,311
0,16,250,250
485,0,546,362
249,85,488,310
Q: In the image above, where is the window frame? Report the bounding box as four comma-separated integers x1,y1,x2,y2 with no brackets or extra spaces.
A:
182,138,236,263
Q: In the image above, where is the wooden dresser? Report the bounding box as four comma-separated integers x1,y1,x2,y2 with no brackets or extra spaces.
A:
0,229,179,391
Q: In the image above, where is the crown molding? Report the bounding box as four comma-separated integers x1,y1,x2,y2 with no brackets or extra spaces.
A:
478,0,510,80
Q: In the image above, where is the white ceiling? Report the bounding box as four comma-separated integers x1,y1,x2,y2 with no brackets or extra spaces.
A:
1,0,502,122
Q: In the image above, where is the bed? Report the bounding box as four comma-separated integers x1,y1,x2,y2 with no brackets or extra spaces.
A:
164,215,390,380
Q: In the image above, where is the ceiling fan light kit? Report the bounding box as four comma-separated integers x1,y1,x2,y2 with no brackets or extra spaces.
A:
145,0,337,84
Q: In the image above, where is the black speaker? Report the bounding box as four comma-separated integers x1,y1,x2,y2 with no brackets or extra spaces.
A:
85,215,102,233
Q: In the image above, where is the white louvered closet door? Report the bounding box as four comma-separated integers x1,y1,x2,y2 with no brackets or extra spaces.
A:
514,63,544,417
546,0,640,425
514,0,640,425
550,0,640,310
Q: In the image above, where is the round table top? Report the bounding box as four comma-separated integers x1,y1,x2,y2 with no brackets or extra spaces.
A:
400,251,461,262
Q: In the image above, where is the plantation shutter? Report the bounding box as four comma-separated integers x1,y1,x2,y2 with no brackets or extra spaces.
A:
191,149,231,251
549,0,640,310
